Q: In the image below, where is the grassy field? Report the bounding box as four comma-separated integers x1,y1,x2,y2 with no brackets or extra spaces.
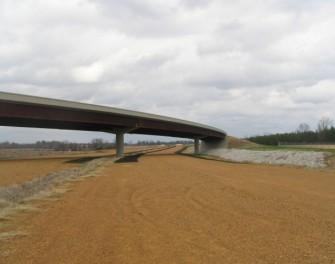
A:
244,145,335,153
226,136,335,154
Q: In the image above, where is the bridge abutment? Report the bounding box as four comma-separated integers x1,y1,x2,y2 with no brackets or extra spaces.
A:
200,136,228,153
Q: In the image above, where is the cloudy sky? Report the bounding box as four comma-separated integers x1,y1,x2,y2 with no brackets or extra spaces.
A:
1,0,335,143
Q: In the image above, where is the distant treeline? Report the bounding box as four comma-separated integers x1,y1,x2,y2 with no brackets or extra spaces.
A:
0,139,115,151
247,117,335,146
135,140,193,146
0,138,193,151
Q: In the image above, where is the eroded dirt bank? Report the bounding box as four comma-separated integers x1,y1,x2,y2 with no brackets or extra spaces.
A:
1,147,335,263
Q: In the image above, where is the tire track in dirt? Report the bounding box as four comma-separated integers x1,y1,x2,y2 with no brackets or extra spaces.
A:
1,146,335,263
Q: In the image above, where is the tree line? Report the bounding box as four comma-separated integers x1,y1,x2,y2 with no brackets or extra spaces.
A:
247,117,335,146
135,140,193,146
0,139,115,151
0,138,193,151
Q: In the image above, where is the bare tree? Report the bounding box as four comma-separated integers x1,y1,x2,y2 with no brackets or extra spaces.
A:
91,138,105,150
317,117,334,142
317,117,334,132
297,123,310,133
296,123,311,142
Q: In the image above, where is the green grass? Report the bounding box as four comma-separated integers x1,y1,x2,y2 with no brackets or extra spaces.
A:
243,145,335,153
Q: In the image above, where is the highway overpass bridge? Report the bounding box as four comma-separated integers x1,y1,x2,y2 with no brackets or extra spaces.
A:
0,91,227,157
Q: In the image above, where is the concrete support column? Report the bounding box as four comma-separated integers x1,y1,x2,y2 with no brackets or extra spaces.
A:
194,138,200,154
116,132,124,157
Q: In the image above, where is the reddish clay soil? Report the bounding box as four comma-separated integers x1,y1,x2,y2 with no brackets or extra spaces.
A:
0,146,160,187
1,146,335,263
0,158,79,187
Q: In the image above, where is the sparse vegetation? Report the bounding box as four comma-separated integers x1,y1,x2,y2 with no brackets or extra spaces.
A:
0,154,115,244
0,231,27,241
0,157,112,220
0,147,163,242
243,145,335,153
227,136,258,149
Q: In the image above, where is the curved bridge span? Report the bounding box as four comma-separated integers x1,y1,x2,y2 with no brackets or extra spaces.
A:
0,91,227,156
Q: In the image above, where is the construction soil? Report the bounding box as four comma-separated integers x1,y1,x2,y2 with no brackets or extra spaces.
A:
1,146,335,263
0,146,159,187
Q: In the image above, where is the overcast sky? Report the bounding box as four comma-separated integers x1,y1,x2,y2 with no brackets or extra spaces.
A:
1,0,335,143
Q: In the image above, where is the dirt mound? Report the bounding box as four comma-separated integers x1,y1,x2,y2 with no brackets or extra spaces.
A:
227,136,258,149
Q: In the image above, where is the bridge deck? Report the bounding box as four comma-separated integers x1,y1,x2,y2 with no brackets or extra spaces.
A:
0,91,226,140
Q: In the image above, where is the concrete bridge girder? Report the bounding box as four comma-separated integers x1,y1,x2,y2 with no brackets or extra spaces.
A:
0,91,228,158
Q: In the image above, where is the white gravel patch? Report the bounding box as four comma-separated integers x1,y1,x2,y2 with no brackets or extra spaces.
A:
205,149,326,168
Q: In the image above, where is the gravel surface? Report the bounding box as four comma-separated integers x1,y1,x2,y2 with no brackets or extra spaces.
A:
205,149,326,168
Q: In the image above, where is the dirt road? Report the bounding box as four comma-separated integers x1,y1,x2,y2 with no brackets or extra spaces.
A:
1,147,335,263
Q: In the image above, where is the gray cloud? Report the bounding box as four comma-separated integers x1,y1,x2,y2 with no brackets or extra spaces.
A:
1,0,335,142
